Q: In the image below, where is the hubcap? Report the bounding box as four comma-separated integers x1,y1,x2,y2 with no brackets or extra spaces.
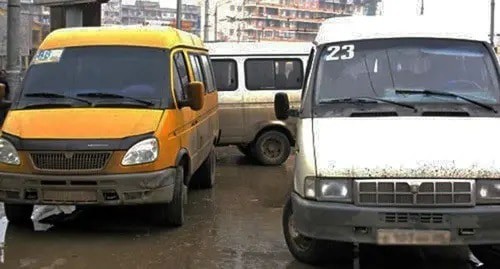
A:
288,212,313,251
261,137,283,160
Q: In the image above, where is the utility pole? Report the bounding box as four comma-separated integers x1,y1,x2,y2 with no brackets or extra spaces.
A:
491,0,496,45
176,0,182,29
6,0,21,100
420,0,424,15
204,0,210,41
214,5,218,42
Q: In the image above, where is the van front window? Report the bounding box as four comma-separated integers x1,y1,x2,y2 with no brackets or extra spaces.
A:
315,38,500,105
17,46,171,109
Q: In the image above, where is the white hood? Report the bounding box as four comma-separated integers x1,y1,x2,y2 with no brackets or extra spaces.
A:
313,117,500,178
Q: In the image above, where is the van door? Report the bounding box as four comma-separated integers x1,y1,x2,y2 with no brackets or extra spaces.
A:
212,58,244,145
172,50,198,171
188,53,213,167
242,58,304,141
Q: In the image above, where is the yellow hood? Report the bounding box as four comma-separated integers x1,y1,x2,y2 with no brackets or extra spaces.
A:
2,108,164,139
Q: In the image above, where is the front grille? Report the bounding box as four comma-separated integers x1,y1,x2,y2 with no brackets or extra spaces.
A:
383,213,445,224
30,151,111,171
355,179,475,207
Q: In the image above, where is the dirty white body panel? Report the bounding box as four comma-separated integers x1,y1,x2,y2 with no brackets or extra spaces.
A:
312,117,500,178
214,56,305,144
293,118,316,196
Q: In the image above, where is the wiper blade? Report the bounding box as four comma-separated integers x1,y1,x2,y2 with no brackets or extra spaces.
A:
22,103,75,109
77,92,154,107
24,92,92,106
395,89,498,113
320,97,417,111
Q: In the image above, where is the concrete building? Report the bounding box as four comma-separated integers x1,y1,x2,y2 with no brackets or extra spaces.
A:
101,0,201,36
0,0,50,69
210,0,380,42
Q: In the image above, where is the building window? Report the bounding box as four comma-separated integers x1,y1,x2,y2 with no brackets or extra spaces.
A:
245,59,304,90
229,29,235,35
212,60,238,91
230,5,235,11
237,6,242,12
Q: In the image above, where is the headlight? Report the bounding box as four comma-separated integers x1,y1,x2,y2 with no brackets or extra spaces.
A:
303,177,352,202
121,138,158,166
0,138,20,165
477,180,500,204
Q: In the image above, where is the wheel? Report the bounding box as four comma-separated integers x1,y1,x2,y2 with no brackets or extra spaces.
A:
282,198,352,265
469,245,500,268
4,204,33,225
192,147,216,189
237,144,252,157
153,166,185,227
252,130,291,166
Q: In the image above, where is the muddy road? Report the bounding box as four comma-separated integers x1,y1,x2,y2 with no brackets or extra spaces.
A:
0,148,492,268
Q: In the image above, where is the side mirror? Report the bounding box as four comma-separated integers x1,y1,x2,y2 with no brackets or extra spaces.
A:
0,83,6,100
274,92,291,120
188,82,205,111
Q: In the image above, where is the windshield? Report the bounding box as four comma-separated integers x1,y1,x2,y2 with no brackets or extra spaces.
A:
314,38,500,105
15,46,171,109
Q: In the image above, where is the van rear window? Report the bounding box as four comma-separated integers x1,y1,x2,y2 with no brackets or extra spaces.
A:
212,60,238,91
244,59,303,91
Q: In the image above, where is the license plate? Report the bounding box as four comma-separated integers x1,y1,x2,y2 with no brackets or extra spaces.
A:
43,190,97,202
377,229,451,245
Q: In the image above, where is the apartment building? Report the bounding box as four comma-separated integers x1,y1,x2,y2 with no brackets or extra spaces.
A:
0,0,50,69
213,0,380,42
102,0,201,36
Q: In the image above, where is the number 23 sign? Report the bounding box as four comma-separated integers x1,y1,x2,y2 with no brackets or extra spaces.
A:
325,44,355,61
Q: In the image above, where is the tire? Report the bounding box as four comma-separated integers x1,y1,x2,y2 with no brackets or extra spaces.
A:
153,166,185,227
469,245,500,268
4,204,33,225
282,198,352,265
252,130,291,166
192,148,216,189
237,144,252,157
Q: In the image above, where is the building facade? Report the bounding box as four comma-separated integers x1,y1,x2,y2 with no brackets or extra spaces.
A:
0,0,50,69
212,0,381,42
102,0,201,36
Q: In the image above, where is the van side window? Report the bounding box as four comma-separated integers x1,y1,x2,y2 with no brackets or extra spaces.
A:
245,59,303,90
212,59,238,91
174,52,189,101
302,48,315,101
189,54,204,84
200,55,216,93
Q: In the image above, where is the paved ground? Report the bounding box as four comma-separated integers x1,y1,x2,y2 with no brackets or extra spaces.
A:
0,148,492,268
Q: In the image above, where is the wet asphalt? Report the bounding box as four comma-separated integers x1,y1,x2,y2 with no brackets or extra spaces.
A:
0,147,493,268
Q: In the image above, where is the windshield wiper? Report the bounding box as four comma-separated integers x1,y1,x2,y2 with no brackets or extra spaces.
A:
24,92,92,106
77,92,154,107
22,103,75,109
320,97,417,111
395,89,498,113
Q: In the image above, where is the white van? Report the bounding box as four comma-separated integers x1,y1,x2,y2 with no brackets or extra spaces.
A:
275,16,500,265
206,42,311,165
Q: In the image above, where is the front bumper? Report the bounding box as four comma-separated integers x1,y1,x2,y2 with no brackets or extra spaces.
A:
0,168,177,205
292,192,500,245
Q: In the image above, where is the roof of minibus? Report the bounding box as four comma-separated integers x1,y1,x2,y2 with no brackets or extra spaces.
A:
38,25,206,50
205,41,313,56
315,16,490,45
